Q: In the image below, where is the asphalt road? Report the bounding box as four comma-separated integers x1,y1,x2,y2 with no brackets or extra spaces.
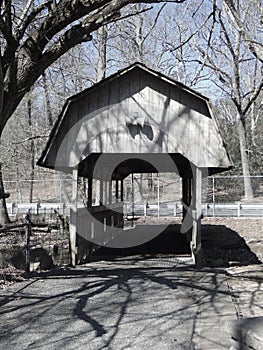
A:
0,257,237,350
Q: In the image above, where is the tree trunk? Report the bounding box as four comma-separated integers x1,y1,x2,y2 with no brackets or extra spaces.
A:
237,113,254,200
27,95,35,203
135,4,143,62
42,72,53,126
97,25,107,82
0,163,11,226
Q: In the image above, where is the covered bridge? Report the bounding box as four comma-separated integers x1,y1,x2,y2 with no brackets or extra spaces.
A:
38,63,232,267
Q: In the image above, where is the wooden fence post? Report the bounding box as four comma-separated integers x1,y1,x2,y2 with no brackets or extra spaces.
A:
25,211,31,273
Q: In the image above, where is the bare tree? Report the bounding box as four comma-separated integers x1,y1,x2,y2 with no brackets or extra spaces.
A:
0,0,186,225
157,1,217,88
107,3,167,69
188,0,262,199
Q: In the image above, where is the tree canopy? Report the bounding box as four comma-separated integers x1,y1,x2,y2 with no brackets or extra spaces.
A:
0,0,186,134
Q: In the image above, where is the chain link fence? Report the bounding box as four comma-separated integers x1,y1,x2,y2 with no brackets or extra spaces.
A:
3,175,263,214
205,176,263,203
1,175,262,286
4,177,72,205
0,215,69,286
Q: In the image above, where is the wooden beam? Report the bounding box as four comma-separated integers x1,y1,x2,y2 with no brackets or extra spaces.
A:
69,168,78,267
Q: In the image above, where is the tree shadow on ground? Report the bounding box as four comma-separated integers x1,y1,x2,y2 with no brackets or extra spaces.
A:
0,224,261,349
0,263,231,350
88,224,261,267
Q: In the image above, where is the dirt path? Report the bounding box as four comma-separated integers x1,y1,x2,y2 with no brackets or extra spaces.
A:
0,217,262,349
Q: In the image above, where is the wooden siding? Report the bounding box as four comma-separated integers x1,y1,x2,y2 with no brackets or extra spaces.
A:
38,64,231,174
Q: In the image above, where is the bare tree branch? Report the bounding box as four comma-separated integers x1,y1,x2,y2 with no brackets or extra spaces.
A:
14,1,54,42
167,6,214,53
0,0,187,134
243,79,263,116
10,134,49,145
223,0,263,62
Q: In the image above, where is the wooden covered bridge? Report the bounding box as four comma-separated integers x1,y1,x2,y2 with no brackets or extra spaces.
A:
38,63,231,267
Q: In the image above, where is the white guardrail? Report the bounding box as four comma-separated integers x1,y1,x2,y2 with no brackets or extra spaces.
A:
6,202,263,217
123,203,263,217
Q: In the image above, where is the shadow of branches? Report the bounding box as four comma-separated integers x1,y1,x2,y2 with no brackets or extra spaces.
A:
0,223,262,349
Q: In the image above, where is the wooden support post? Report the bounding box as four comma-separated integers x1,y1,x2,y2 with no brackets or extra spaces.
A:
212,176,215,218
120,179,124,202
87,177,93,207
100,179,104,205
191,167,204,268
69,168,78,267
115,180,119,202
104,181,108,205
157,174,160,218
108,180,112,205
182,177,192,243
25,211,31,273
182,177,192,221
132,173,134,227
95,180,100,205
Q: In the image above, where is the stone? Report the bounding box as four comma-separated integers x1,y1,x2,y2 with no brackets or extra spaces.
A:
232,316,263,350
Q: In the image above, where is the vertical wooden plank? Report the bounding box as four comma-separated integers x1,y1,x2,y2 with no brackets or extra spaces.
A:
168,87,189,156
69,168,78,266
99,82,110,152
107,77,120,152
117,76,128,153
128,70,141,154
65,103,80,167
